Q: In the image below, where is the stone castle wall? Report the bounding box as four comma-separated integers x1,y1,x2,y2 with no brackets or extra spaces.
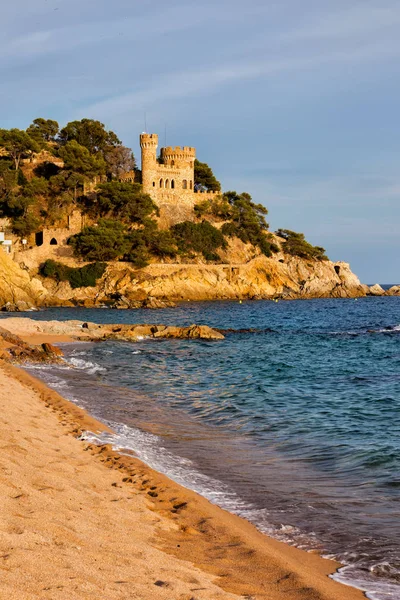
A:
140,133,221,226
13,211,86,270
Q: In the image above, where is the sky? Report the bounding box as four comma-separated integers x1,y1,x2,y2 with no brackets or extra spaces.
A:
1,0,399,283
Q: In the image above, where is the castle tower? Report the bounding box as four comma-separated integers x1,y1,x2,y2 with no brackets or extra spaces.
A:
140,133,158,193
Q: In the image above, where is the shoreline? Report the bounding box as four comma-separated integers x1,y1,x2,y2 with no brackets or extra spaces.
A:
0,354,365,599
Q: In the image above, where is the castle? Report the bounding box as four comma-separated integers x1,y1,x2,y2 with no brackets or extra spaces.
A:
0,132,220,263
139,133,219,226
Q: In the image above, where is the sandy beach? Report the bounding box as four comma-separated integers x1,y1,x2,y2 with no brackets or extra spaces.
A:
0,327,365,600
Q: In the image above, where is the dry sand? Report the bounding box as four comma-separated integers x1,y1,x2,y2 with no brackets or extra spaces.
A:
0,345,366,599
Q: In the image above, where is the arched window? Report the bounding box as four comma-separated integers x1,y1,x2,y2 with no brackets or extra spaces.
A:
190,180,193,189
152,181,155,187
50,238,58,246
171,180,175,189
182,179,187,189
159,179,163,188
35,232,43,247
171,160,175,166
165,179,169,189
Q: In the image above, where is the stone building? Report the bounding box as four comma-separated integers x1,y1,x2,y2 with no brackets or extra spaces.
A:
140,133,219,226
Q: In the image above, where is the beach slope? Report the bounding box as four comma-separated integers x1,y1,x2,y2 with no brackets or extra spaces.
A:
0,362,364,600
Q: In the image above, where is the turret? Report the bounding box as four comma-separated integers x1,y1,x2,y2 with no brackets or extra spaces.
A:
160,146,196,168
140,133,158,192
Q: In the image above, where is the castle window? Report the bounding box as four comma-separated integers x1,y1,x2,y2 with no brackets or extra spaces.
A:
159,179,163,188
190,180,193,189
165,179,169,189
50,238,58,246
171,160,175,166
152,181,155,187
171,180,175,189
182,179,187,189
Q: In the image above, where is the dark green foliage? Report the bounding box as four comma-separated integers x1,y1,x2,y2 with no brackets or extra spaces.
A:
58,119,121,155
0,160,17,205
69,219,129,261
144,228,177,259
195,191,275,257
59,140,106,178
171,221,226,261
40,259,106,288
276,229,328,260
194,159,221,192
3,178,48,237
124,230,151,268
0,129,39,170
27,118,59,143
83,181,158,224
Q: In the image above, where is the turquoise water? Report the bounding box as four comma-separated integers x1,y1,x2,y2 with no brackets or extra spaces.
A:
10,297,400,599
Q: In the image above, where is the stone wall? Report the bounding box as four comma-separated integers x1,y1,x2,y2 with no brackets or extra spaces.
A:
140,133,221,227
13,210,86,270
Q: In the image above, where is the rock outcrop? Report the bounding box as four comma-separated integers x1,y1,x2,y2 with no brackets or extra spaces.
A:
386,285,400,296
3,244,393,309
40,255,367,306
0,318,225,343
368,284,385,296
0,325,63,363
0,250,48,310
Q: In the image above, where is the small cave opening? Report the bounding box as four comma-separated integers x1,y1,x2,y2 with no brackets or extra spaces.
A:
35,231,43,247
50,238,58,246
334,265,340,275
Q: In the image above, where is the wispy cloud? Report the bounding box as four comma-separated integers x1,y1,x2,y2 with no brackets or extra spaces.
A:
81,37,400,118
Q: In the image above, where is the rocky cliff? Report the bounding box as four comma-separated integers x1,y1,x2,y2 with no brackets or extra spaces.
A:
3,245,395,310
0,250,48,310
36,253,368,308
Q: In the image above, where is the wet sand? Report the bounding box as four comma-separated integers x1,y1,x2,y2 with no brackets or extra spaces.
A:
0,336,365,599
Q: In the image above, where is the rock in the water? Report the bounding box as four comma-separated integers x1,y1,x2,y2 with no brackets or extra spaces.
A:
41,343,64,356
143,297,176,309
386,285,400,296
369,284,385,296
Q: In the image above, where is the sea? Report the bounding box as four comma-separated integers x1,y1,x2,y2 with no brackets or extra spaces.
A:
3,295,399,600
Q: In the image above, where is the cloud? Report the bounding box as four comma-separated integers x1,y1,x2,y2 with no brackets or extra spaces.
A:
80,37,400,119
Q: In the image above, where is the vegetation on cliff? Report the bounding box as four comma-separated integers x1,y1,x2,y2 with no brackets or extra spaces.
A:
275,229,327,260
39,260,106,288
0,117,328,271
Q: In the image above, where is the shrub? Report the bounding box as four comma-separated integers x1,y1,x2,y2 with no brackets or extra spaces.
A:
40,260,106,288
171,220,226,261
69,219,129,261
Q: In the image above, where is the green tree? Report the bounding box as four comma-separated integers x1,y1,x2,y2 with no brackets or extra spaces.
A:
276,229,327,260
58,119,121,155
0,160,17,210
6,178,48,237
0,129,39,170
58,140,106,178
86,181,158,224
194,159,221,192
69,219,129,261
171,221,226,261
27,118,59,143
196,190,273,257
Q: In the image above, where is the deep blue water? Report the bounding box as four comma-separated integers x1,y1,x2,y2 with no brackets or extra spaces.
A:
6,297,400,599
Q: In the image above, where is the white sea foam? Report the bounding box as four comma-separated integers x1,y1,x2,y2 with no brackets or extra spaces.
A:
69,357,105,374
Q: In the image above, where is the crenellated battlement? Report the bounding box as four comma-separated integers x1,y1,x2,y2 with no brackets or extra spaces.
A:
160,146,196,163
161,146,195,154
140,133,158,149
